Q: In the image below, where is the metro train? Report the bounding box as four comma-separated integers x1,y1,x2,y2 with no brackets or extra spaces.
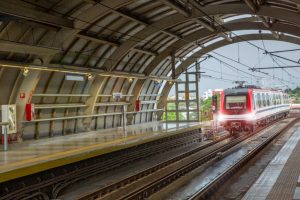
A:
218,86,290,133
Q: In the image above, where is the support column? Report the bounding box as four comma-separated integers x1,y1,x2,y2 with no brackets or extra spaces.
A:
195,61,200,121
171,51,179,121
126,79,143,125
122,105,127,132
82,76,106,131
16,70,41,141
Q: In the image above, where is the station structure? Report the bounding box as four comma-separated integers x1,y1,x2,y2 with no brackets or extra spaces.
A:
0,1,300,200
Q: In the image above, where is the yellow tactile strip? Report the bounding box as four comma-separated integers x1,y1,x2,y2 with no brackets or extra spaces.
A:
267,134,300,200
0,124,202,183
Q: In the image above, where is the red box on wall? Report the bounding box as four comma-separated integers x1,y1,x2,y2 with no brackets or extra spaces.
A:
25,104,35,121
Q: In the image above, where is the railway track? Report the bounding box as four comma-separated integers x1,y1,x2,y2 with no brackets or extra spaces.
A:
0,129,203,200
187,117,299,200
76,133,231,200
77,117,297,200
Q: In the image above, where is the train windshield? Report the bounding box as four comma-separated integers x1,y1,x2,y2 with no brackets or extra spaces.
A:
225,95,247,110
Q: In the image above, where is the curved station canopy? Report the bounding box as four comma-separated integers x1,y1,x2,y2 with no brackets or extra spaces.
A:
0,0,299,139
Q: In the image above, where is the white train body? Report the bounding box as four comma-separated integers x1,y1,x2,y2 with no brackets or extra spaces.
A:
218,87,290,132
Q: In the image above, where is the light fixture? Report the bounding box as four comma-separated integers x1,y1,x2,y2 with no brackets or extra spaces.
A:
155,79,161,84
65,74,85,81
0,62,178,82
87,73,94,81
168,81,173,85
22,67,29,77
128,77,133,83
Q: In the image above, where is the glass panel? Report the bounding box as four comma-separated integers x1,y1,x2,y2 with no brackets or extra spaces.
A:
167,102,176,110
189,74,196,81
165,112,177,121
178,92,185,100
189,101,197,108
178,102,187,110
188,83,196,91
225,95,247,110
178,83,185,91
189,112,198,120
189,93,197,100
178,112,187,120
178,75,186,82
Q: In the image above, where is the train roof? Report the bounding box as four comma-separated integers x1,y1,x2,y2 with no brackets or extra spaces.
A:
224,87,287,95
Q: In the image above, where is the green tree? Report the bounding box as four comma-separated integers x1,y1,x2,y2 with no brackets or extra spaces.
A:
287,87,300,103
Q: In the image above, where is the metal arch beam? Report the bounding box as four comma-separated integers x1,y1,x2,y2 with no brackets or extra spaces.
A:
125,20,300,113
242,0,279,39
102,3,300,72
160,0,191,17
0,40,60,56
156,33,300,119
77,33,158,56
0,0,73,29
143,20,300,76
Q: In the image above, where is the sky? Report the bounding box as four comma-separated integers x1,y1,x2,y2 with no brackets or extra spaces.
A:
169,38,300,96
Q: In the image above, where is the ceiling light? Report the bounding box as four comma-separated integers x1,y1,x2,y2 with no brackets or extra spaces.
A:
87,73,94,81
128,77,133,83
22,68,29,76
65,74,85,81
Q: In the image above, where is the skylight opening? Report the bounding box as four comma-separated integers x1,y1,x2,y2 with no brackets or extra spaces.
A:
203,37,223,47
223,14,252,23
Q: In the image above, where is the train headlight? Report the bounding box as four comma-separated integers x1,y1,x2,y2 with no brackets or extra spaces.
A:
218,114,225,122
245,113,256,121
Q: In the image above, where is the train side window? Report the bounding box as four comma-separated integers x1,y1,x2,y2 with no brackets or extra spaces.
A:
253,94,256,110
285,94,288,104
266,93,270,106
270,93,274,106
257,93,261,108
272,94,276,105
262,93,266,107
265,93,268,106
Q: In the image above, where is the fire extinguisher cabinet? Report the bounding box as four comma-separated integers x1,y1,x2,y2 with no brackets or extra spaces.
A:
135,100,141,112
25,104,35,121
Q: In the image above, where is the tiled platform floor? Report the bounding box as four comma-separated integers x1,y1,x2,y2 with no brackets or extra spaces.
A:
0,121,205,183
242,127,300,200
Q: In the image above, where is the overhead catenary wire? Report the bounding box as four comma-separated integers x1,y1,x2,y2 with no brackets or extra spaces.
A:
189,1,300,84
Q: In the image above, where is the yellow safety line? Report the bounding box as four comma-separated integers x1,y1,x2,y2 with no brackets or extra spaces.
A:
0,125,202,183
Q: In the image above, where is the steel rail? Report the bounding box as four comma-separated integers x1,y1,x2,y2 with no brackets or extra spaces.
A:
120,134,250,200
77,134,235,200
0,130,201,200
91,117,295,200
188,117,299,200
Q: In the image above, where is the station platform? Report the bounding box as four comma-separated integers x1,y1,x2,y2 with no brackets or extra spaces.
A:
242,126,300,200
0,121,205,183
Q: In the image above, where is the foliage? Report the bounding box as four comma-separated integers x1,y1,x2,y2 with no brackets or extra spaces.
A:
163,102,185,121
286,87,300,103
200,98,212,112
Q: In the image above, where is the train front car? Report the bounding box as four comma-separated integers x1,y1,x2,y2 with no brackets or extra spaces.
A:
218,86,290,134
218,88,254,133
